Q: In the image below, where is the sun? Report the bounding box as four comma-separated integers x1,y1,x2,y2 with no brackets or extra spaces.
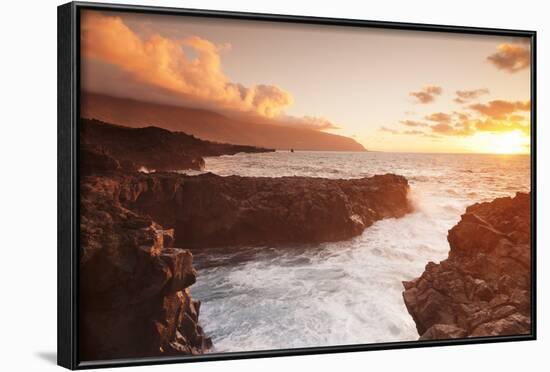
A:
488,130,530,154
467,130,530,154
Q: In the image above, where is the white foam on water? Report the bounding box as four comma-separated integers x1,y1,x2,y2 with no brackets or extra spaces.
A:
190,151,530,353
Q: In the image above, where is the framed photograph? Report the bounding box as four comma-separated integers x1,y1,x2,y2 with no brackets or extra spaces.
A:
58,1,536,369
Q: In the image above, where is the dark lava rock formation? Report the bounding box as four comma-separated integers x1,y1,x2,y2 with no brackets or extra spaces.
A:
77,120,413,359
94,171,412,248
81,118,273,172
403,192,531,340
79,176,212,361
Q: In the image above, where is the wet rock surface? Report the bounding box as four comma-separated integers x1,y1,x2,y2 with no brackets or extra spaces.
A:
403,192,531,340
78,119,415,359
92,171,413,248
79,170,411,359
79,177,211,360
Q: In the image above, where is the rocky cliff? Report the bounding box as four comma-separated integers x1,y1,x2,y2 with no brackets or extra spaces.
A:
79,175,212,360
81,118,274,172
403,192,531,340
88,171,412,248
78,132,412,360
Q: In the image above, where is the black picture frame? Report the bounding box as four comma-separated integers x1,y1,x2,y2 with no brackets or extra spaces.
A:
58,1,537,369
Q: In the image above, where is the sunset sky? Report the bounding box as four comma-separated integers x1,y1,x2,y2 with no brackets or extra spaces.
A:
81,10,531,154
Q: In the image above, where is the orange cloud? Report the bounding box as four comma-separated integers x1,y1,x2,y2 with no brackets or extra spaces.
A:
403,130,425,135
429,121,474,136
395,85,530,139
380,126,441,139
430,123,454,134
469,100,530,120
425,112,452,124
426,112,528,137
410,101,531,137
81,11,293,118
380,126,399,134
454,88,489,104
277,115,340,130
409,85,442,104
399,120,428,127
474,118,529,135
453,111,470,121
487,43,530,73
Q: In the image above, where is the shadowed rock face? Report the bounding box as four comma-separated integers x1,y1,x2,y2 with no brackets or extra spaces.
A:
79,177,211,361
101,172,412,248
403,192,531,340
79,168,412,359
80,118,274,172
78,123,412,359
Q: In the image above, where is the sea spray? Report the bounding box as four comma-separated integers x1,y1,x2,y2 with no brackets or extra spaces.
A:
190,151,530,352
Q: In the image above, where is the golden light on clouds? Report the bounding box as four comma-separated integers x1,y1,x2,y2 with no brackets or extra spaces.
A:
80,10,531,154
81,11,293,118
487,43,530,73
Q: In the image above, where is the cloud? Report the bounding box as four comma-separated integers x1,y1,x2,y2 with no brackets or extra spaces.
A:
379,126,399,134
409,85,442,104
425,107,529,136
469,100,530,120
487,43,530,73
425,112,452,124
403,130,425,135
474,118,529,135
454,88,490,104
428,120,474,136
422,100,531,137
423,133,442,139
399,120,428,127
81,11,293,119
380,126,442,139
431,123,454,134
453,111,470,121
277,116,340,131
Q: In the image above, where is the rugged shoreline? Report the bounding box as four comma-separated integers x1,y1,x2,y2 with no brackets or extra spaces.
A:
103,171,412,248
79,121,413,359
79,173,212,360
81,118,274,172
402,192,531,340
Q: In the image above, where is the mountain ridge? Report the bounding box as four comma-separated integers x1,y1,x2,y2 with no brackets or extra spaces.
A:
81,92,366,152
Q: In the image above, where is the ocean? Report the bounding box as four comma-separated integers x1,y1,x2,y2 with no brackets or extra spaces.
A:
187,151,530,352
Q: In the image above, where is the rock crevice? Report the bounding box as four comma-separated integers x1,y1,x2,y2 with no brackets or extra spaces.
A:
79,176,212,361
402,192,531,340
78,121,415,359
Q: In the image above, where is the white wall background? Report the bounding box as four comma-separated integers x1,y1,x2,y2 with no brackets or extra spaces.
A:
0,0,546,370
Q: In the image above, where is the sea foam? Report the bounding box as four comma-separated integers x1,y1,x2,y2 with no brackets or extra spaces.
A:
190,151,530,352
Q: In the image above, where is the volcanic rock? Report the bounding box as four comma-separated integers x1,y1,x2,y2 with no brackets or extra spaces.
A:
403,192,531,340
79,177,211,360
94,171,413,248
80,118,274,172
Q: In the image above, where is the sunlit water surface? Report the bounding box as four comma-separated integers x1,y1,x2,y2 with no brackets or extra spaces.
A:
185,151,530,352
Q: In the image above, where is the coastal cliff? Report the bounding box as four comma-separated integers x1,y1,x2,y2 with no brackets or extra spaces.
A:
86,171,412,248
81,118,274,172
78,121,413,359
79,175,212,360
403,192,531,340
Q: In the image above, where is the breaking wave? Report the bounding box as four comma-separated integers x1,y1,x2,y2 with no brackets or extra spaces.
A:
190,151,530,352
